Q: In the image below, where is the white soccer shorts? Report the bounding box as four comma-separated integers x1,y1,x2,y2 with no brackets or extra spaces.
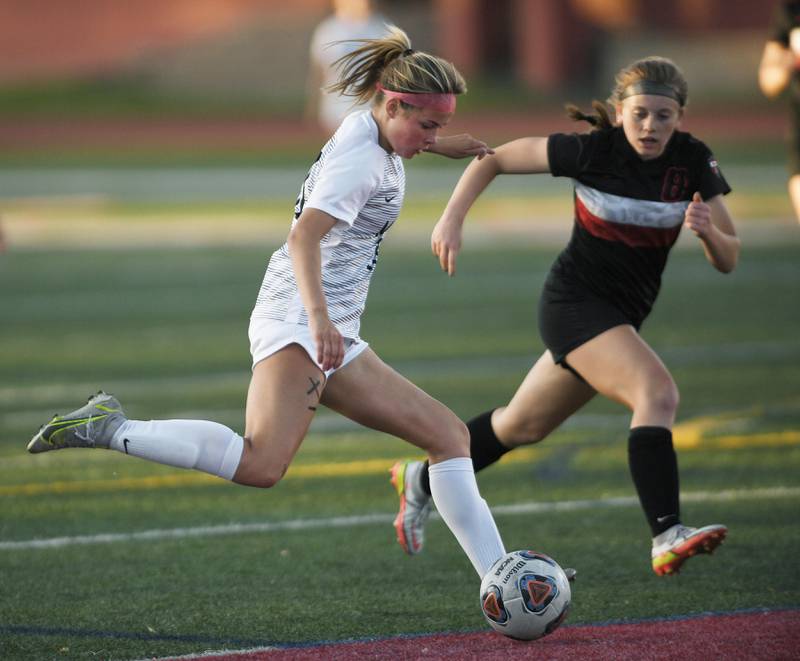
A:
248,317,368,377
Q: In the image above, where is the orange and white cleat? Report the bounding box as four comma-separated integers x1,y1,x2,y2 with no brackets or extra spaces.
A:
390,460,432,555
651,523,727,576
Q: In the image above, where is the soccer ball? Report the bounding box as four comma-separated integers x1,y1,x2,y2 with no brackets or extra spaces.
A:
480,550,571,640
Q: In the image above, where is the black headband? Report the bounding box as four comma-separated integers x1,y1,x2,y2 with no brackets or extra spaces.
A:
620,81,683,105
402,48,415,57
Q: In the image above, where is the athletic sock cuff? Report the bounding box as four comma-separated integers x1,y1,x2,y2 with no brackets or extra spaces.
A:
219,432,244,481
629,426,672,448
428,456,473,474
630,426,672,441
467,409,509,471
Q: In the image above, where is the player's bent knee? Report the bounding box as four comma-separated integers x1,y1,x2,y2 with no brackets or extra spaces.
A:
492,408,550,447
452,418,471,454
428,418,470,459
641,377,680,417
255,470,285,489
239,461,287,489
236,434,295,488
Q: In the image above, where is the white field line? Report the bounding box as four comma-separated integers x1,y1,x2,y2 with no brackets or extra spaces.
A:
2,486,797,552
142,648,279,660
143,646,283,661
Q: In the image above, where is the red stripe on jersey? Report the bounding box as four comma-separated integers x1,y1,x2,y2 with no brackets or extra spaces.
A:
575,195,681,248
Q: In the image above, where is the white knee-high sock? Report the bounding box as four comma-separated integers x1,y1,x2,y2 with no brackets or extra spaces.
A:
110,419,243,481
428,456,506,577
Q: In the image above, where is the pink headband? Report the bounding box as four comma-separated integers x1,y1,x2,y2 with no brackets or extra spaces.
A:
376,83,456,114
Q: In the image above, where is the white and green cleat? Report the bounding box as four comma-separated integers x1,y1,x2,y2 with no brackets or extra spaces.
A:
27,391,126,454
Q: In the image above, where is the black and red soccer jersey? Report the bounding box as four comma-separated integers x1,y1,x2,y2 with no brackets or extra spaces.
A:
545,126,731,326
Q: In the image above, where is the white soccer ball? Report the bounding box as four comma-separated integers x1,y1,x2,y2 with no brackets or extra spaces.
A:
480,550,571,640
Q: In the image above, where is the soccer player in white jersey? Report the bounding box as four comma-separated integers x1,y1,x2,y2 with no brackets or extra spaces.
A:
392,57,740,577
28,27,509,582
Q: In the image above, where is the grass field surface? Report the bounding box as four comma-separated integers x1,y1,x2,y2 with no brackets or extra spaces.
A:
1,146,799,657
1,214,799,659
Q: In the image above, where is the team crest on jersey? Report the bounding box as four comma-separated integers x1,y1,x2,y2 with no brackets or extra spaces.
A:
708,157,722,179
661,167,689,202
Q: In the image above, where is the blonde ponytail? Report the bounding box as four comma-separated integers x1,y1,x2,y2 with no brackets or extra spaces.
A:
327,26,465,106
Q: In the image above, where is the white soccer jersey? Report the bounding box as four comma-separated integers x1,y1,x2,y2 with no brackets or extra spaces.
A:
252,110,405,339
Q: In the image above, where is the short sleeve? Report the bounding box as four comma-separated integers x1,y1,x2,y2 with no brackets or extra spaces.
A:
687,136,731,199
547,132,591,178
697,150,732,200
305,138,384,227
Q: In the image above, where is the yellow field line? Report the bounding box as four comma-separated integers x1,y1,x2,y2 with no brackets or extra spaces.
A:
0,458,393,496
2,472,215,496
2,428,797,498
713,431,800,449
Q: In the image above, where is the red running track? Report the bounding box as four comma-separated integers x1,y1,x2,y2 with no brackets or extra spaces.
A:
179,609,799,660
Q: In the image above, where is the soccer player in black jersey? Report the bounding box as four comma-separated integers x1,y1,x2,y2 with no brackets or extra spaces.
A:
760,0,800,223
391,56,739,576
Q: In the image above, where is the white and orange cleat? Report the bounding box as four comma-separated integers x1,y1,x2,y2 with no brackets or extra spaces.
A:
390,460,432,555
651,523,727,576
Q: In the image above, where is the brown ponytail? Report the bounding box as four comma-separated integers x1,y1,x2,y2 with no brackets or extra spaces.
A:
564,100,613,131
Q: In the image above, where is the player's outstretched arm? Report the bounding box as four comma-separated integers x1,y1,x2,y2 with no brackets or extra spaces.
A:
427,134,495,160
432,137,550,275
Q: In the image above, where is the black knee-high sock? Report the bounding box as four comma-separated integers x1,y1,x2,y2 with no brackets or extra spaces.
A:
628,426,681,536
419,409,509,496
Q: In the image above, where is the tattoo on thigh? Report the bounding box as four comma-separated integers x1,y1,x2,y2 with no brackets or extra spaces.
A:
306,376,322,399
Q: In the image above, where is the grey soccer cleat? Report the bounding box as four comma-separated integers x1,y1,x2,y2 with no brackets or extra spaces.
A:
390,460,433,555
27,391,126,454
